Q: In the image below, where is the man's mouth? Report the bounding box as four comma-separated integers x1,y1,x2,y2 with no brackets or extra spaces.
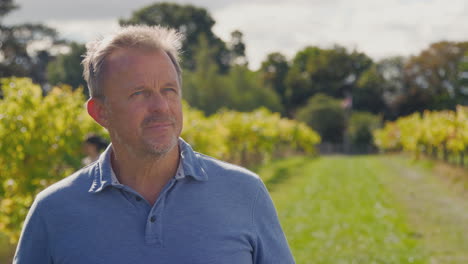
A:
142,116,175,129
145,122,172,129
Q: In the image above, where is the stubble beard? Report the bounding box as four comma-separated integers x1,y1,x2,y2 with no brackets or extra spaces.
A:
139,115,180,158
105,104,181,160
142,133,179,158
110,127,179,161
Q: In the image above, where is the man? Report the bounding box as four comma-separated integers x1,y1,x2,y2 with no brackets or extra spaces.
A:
14,25,295,264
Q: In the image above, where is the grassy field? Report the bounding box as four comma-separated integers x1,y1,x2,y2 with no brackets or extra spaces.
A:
257,155,468,264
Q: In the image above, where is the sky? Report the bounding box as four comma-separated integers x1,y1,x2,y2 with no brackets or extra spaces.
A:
4,0,468,70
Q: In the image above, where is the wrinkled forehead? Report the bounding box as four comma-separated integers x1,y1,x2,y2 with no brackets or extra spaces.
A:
97,47,181,99
103,46,168,70
100,47,178,83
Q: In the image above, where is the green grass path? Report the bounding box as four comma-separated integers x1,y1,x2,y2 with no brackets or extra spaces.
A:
258,155,468,264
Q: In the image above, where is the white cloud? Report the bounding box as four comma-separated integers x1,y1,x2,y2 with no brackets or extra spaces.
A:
44,19,120,43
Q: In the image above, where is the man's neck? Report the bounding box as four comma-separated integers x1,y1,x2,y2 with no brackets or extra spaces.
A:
110,144,180,205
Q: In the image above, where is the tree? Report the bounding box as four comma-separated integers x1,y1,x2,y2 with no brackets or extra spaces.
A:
374,57,406,119
183,36,282,115
404,41,468,110
296,93,346,143
224,65,283,113
0,24,59,83
391,87,433,118
353,65,387,114
0,0,17,18
47,42,88,95
260,52,290,115
227,30,247,66
182,35,228,115
120,2,230,72
285,45,372,112
457,50,468,104
0,1,63,86
347,111,381,149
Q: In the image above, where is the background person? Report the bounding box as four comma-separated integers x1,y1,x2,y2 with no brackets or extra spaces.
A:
82,134,108,165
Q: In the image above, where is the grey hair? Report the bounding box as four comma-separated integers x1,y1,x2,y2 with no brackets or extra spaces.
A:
82,25,184,99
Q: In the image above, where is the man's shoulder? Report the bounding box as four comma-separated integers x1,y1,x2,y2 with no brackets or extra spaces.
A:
194,152,261,183
35,162,97,205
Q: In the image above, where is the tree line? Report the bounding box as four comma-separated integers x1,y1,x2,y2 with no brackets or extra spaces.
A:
2,0,468,146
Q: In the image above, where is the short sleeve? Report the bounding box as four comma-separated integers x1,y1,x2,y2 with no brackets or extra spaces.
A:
13,196,52,264
252,179,295,264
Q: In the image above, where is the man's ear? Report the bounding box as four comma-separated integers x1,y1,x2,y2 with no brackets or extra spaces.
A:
87,98,109,128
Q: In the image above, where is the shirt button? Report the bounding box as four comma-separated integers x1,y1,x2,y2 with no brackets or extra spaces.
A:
136,196,142,202
150,216,156,223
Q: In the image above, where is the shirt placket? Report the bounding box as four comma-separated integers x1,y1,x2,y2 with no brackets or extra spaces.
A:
145,178,178,246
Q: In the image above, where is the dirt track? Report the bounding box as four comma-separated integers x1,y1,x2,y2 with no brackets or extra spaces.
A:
383,156,468,264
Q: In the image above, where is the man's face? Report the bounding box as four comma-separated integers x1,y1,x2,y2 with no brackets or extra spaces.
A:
98,48,183,158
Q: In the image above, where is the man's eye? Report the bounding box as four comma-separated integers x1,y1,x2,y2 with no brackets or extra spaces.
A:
132,91,144,96
164,87,177,93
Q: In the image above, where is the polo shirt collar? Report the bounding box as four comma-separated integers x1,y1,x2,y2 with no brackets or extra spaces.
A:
179,137,208,182
88,143,114,193
89,137,208,193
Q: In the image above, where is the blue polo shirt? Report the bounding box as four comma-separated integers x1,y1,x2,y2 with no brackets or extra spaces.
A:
14,138,295,264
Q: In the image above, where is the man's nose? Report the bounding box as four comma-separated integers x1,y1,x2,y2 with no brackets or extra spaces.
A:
148,92,170,113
